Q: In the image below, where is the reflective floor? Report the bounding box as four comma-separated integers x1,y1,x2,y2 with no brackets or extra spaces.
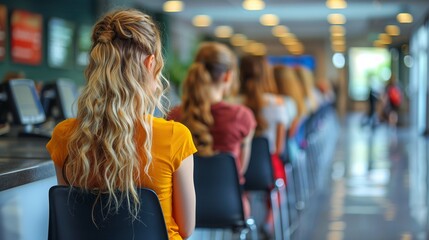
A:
295,113,428,240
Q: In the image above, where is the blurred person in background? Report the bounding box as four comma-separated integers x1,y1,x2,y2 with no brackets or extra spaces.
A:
238,55,290,237
167,42,256,218
273,65,308,137
315,78,336,107
381,74,402,127
295,66,320,114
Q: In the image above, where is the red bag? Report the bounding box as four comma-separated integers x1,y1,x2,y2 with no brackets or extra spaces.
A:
388,86,401,107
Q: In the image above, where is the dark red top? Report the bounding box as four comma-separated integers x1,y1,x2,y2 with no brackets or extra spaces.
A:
167,101,256,179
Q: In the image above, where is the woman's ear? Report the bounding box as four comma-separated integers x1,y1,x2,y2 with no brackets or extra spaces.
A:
223,70,232,83
143,55,155,71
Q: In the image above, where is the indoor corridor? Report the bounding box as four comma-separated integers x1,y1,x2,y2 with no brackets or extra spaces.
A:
295,113,427,240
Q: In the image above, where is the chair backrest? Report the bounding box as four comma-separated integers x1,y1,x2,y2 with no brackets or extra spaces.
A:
194,153,245,228
244,137,275,191
48,186,168,240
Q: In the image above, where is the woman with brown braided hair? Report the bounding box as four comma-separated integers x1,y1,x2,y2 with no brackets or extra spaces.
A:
46,9,196,239
167,42,256,216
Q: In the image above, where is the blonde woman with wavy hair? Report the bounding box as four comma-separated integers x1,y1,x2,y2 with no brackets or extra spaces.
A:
273,64,308,136
296,65,320,113
46,9,196,239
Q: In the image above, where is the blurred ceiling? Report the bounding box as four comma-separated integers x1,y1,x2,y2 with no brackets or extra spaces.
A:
136,0,429,54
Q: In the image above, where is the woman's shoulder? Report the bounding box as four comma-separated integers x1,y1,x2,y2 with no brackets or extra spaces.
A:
52,118,78,136
264,93,287,106
153,116,191,136
214,101,253,116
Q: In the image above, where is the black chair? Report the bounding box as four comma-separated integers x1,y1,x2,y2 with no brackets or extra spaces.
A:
194,153,258,240
244,137,290,240
48,186,168,240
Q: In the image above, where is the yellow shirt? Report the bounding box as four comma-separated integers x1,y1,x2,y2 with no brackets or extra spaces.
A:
46,117,197,240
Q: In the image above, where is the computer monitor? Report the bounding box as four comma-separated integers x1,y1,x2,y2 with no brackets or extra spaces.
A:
41,78,78,120
6,79,46,125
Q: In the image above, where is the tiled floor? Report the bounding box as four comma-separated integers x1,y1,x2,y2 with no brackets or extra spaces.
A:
295,113,428,240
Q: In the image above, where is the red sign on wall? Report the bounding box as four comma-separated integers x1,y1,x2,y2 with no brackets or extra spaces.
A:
11,10,42,65
0,5,7,61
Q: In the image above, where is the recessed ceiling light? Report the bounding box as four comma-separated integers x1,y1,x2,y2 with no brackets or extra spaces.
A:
326,0,347,9
330,25,345,33
328,14,346,24
260,14,279,26
332,39,345,46
242,0,265,11
230,34,247,46
373,40,386,48
379,33,391,43
332,53,345,68
385,25,400,36
163,1,184,12
331,35,344,41
332,45,346,52
397,13,413,23
272,25,289,37
192,15,211,27
215,26,233,38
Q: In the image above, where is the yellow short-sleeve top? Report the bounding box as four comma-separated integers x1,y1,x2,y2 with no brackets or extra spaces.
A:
46,117,197,240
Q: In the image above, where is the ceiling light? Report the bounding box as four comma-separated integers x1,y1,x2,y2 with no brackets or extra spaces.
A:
192,15,211,27
332,39,345,46
242,0,265,11
332,45,346,52
332,53,345,68
251,43,267,56
230,34,247,46
260,14,279,26
397,13,413,23
373,40,386,48
385,25,400,36
163,1,184,12
272,25,289,37
288,43,303,49
379,33,391,42
280,37,298,46
331,32,345,37
242,41,256,53
289,46,304,55
328,14,346,24
330,25,345,33
326,0,347,9
215,26,233,38
331,35,344,41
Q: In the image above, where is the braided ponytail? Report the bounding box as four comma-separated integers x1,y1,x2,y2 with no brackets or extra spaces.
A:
181,42,236,156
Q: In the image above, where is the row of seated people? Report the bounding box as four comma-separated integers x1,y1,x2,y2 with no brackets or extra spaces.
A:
166,42,336,239
45,9,338,240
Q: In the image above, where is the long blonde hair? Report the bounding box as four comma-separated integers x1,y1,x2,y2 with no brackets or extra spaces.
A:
296,66,318,112
181,42,236,156
65,9,167,220
273,65,307,118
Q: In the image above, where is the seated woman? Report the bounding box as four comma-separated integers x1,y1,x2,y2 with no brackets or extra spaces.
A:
273,64,308,137
237,55,290,235
295,65,320,114
46,9,196,240
167,42,256,216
